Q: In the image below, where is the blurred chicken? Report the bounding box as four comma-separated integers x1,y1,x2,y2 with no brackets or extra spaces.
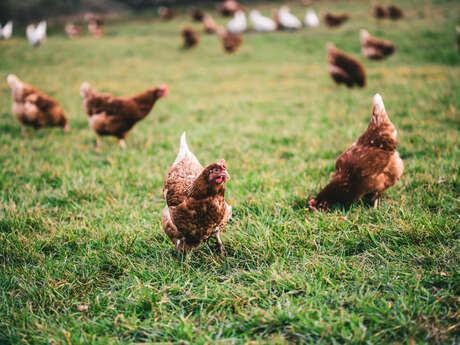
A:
373,5,388,19
85,14,104,37
360,30,396,60
304,9,320,28
79,82,168,148
7,75,69,134
0,21,13,39
162,132,232,253
250,10,277,32
65,23,83,39
327,43,366,88
203,14,217,34
182,26,200,48
218,27,243,53
227,11,247,34
275,6,302,30
26,21,46,47
191,8,205,22
388,5,404,20
323,12,349,28
218,0,243,17
310,94,403,210
158,7,175,21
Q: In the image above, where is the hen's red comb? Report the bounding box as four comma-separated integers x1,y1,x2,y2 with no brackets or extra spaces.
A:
218,159,226,169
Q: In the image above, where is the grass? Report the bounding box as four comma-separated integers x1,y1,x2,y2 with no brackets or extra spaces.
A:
0,0,459,344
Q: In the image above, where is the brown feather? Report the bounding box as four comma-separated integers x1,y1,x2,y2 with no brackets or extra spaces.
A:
327,43,366,88
361,30,396,60
323,12,349,28
182,26,199,48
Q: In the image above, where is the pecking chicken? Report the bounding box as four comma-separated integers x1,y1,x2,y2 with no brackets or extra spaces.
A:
227,11,247,34
26,21,46,47
162,132,232,253
304,9,320,28
323,12,349,28
360,29,396,60
7,74,69,134
327,43,366,88
388,5,404,20
182,26,200,48
203,14,217,34
250,10,277,32
218,0,243,17
218,28,243,54
275,6,302,30
373,5,388,19
0,21,13,40
310,94,404,210
79,82,168,148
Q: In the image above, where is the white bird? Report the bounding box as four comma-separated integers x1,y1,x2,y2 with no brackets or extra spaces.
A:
227,11,246,34
277,6,302,30
249,10,276,32
304,9,320,28
0,21,13,39
26,21,47,47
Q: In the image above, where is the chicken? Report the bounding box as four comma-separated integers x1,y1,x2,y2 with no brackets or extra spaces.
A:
373,5,388,19
191,8,205,22
79,82,168,148
203,14,217,34
327,43,366,88
250,10,277,32
218,0,243,17
227,11,247,34
26,21,46,47
65,23,83,39
182,26,200,48
388,5,404,20
218,28,243,54
360,29,396,60
85,14,104,37
162,132,232,253
158,7,175,21
275,6,302,30
0,21,13,40
304,9,320,28
7,75,69,135
323,12,349,28
310,94,403,210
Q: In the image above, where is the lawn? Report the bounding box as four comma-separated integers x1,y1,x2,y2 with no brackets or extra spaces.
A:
0,0,459,344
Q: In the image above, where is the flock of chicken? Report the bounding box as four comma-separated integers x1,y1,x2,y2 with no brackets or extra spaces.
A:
3,1,456,253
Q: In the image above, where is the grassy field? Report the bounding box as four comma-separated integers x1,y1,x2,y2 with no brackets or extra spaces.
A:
1,0,459,344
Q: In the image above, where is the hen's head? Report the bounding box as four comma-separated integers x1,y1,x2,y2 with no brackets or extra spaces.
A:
206,159,230,185
154,84,169,99
80,82,93,98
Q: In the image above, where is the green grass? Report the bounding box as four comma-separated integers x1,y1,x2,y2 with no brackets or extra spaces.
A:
1,0,459,344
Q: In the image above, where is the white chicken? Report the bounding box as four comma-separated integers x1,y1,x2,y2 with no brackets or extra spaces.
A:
277,6,302,30
0,21,13,39
304,9,319,28
26,21,47,47
227,11,246,34
249,10,276,32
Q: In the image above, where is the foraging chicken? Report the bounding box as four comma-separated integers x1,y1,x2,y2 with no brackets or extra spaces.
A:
310,94,403,210
203,14,217,34
323,12,349,28
360,30,396,60
162,132,232,253
304,9,320,28
388,5,404,20
227,11,247,34
327,43,366,88
191,8,205,22
373,5,388,19
182,26,200,48
275,6,302,30
26,21,46,47
218,28,243,53
85,14,104,37
65,23,83,39
0,21,13,39
158,7,175,21
7,74,69,134
79,82,168,148
218,0,243,17
250,10,277,32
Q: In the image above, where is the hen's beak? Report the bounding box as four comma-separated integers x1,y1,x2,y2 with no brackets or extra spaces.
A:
222,170,231,181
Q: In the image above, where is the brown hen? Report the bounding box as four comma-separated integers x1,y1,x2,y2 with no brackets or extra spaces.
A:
323,12,349,28
327,43,366,88
360,30,396,60
310,94,404,210
182,26,200,48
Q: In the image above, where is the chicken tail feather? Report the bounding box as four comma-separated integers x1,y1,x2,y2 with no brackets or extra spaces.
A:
80,82,92,98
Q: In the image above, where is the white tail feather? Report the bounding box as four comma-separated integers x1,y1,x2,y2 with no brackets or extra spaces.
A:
373,93,386,114
360,29,369,42
172,132,200,167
